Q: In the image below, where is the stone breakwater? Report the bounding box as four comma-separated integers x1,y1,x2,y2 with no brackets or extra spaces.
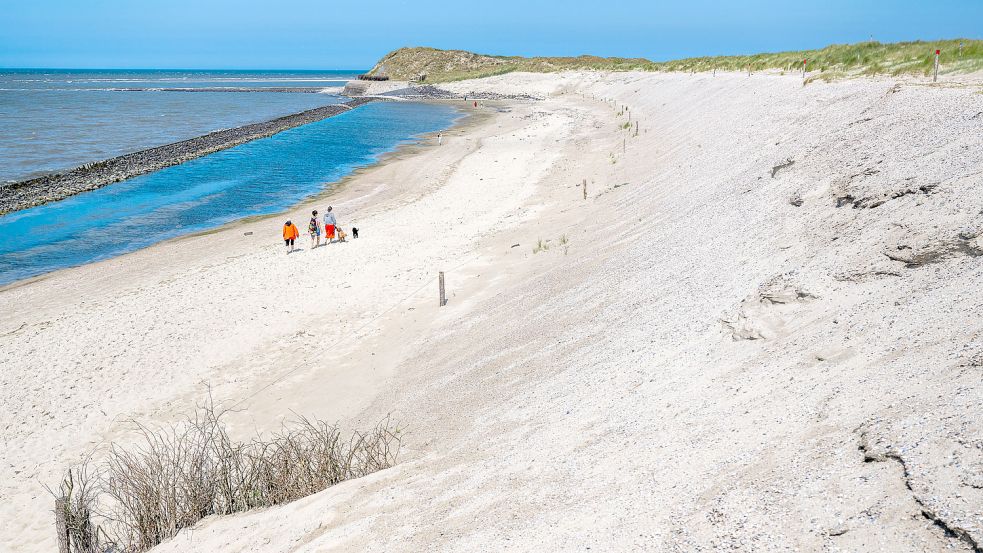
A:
0,97,378,215
381,85,541,101
342,80,540,102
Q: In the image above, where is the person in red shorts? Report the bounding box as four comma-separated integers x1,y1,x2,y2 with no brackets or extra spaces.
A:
322,206,337,242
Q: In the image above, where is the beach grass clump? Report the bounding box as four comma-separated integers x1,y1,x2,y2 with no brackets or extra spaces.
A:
534,236,570,254
53,399,401,552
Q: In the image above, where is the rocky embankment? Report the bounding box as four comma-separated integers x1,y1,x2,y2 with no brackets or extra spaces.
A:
342,79,540,101
381,85,541,101
0,97,378,215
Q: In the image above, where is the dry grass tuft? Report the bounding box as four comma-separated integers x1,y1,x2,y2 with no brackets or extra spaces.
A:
53,398,401,552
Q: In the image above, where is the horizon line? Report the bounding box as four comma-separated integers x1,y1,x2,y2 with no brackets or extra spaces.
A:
0,67,369,72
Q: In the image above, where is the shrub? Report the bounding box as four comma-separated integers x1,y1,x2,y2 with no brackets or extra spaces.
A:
53,399,401,552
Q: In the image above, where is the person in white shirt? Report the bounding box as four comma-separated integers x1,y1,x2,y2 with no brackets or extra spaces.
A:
323,206,338,242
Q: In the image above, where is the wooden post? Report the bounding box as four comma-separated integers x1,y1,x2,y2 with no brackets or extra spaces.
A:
635,121,639,136
583,179,587,200
438,272,446,306
934,49,940,82
55,497,70,553
623,138,626,153
802,59,807,81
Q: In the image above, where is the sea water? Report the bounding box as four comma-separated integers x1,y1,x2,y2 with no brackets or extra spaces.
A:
0,96,460,286
0,69,357,182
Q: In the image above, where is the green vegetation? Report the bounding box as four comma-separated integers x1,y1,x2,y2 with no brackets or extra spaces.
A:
659,39,983,76
369,39,983,83
368,47,659,82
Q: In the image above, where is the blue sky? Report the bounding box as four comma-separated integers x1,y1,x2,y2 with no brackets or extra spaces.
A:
1,0,980,69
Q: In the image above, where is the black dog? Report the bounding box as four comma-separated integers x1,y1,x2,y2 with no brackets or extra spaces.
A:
352,227,359,239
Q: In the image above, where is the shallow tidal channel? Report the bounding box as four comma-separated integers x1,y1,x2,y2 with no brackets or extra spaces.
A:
0,101,461,285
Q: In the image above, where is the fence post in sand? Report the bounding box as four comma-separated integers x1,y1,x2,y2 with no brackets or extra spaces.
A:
583,179,587,200
635,121,639,137
55,497,69,553
438,272,447,307
802,59,807,81
933,49,940,82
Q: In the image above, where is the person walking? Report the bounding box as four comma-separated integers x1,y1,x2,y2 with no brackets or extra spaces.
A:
282,220,300,253
308,210,321,248
323,206,337,243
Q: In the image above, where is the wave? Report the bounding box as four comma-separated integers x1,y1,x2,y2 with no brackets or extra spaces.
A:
0,86,346,92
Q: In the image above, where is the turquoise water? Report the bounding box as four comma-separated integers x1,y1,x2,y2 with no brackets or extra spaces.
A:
0,101,460,285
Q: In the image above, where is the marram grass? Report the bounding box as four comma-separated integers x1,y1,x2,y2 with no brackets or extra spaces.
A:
369,39,983,83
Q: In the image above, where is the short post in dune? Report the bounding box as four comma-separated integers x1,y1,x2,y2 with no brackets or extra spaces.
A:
55,497,69,553
438,271,447,306
802,59,808,81
583,178,587,200
933,49,940,82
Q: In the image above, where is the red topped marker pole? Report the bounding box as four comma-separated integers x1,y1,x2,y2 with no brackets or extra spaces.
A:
802,59,808,81
934,49,940,82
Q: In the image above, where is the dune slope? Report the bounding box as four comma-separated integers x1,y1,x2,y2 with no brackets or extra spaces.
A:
155,72,983,551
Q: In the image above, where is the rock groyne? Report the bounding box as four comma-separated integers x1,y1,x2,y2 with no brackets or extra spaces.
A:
379,85,541,101
0,97,378,215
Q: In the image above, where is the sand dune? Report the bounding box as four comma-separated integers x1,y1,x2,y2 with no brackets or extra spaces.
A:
2,70,983,552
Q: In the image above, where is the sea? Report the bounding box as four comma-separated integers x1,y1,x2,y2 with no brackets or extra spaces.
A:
0,70,461,285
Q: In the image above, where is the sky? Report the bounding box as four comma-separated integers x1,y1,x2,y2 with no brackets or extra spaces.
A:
0,0,980,69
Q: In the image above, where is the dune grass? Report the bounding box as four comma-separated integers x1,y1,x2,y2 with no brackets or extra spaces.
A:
370,39,983,83
53,399,401,552
663,39,983,76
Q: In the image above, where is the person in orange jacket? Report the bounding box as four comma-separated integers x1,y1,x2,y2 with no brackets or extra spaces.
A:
282,220,300,253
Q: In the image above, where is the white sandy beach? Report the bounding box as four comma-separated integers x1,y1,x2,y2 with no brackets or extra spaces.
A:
2,70,983,552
